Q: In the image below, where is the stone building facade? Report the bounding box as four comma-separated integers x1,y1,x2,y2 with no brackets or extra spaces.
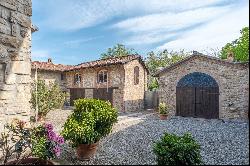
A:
31,59,72,92
31,55,148,112
0,0,36,126
155,53,249,120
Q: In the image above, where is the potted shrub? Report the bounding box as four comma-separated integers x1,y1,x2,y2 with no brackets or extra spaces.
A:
158,102,169,120
61,98,118,160
153,132,203,165
0,119,64,165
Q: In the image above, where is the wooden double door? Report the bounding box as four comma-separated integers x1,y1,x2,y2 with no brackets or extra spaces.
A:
176,87,219,119
93,88,113,105
70,88,85,106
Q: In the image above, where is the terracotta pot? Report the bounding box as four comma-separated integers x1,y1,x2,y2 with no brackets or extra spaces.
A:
5,157,54,165
160,114,168,120
76,142,99,161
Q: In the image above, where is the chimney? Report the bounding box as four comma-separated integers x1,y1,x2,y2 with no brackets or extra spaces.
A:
227,51,234,62
192,51,202,56
48,58,52,63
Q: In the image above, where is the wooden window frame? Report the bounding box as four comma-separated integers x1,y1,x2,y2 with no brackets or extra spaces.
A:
97,70,108,83
134,66,139,85
74,73,81,85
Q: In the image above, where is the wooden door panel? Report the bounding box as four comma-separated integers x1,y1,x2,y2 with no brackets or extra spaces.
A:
70,88,85,106
93,88,113,105
176,86,219,119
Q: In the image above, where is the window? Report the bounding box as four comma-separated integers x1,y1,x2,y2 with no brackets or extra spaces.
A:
74,73,81,85
98,70,108,83
61,73,64,80
134,66,139,85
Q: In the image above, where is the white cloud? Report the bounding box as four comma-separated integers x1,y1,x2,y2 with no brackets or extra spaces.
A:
31,50,50,59
64,36,104,48
156,4,249,54
34,0,228,31
113,6,231,33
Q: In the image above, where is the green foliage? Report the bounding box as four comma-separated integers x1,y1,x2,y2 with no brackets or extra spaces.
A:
158,102,169,115
101,43,138,59
145,49,187,75
0,119,32,164
145,50,187,90
148,77,159,91
31,123,64,160
220,27,249,62
153,132,203,165
61,98,118,147
30,79,66,117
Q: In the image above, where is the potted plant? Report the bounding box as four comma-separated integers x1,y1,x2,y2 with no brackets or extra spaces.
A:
0,119,64,165
158,102,169,120
61,98,118,160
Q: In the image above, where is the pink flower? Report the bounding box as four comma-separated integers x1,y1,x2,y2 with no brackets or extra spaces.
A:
53,145,61,157
45,123,53,131
47,130,56,141
56,136,65,144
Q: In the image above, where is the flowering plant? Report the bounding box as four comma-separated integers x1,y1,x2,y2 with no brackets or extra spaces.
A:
31,123,64,160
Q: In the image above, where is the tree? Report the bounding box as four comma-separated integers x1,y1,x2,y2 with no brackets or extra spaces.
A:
220,27,249,62
30,79,66,118
145,49,186,75
101,44,138,59
145,49,187,91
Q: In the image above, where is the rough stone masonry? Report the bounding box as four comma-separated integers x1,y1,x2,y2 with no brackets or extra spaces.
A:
0,0,35,128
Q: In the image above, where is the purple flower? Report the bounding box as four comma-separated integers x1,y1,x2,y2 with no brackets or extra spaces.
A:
56,136,65,144
47,130,56,141
45,123,53,131
53,145,61,157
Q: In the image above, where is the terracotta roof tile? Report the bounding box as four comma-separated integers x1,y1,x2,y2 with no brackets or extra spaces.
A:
70,55,141,71
31,55,148,72
32,61,73,72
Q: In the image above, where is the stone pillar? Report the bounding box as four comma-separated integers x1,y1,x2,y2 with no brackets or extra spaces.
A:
0,0,34,128
85,89,93,98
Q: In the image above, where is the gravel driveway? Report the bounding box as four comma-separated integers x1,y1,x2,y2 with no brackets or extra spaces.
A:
46,109,249,165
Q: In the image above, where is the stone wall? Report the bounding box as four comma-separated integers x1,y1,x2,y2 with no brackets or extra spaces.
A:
66,64,125,89
158,56,249,120
65,64,125,111
124,59,147,112
0,0,33,127
31,69,67,91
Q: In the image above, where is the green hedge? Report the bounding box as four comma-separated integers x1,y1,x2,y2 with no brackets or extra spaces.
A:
153,132,203,165
61,99,118,147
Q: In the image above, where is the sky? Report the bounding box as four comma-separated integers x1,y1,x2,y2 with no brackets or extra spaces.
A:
31,0,249,65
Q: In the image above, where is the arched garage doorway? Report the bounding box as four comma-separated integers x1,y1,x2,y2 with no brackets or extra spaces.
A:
176,72,219,119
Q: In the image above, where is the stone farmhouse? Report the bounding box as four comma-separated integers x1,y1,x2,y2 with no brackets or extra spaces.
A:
31,55,148,112
155,52,249,120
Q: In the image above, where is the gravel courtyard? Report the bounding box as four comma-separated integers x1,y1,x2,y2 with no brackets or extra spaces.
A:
46,109,249,165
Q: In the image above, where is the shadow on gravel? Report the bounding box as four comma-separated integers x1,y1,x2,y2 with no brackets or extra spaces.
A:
54,115,249,165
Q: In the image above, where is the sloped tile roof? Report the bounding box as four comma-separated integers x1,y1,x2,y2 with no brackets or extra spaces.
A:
31,55,149,73
32,61,73,72
154,53,249,77
70,55,142,71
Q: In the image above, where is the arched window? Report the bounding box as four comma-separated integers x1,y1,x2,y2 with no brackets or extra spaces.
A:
134,66,139,85
74,73,81,85
98,70,108,83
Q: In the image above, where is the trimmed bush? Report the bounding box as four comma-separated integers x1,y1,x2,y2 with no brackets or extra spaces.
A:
153,132,202,165
61,98,118,147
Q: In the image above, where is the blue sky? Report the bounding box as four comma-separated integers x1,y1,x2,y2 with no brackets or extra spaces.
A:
32,0,249,65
